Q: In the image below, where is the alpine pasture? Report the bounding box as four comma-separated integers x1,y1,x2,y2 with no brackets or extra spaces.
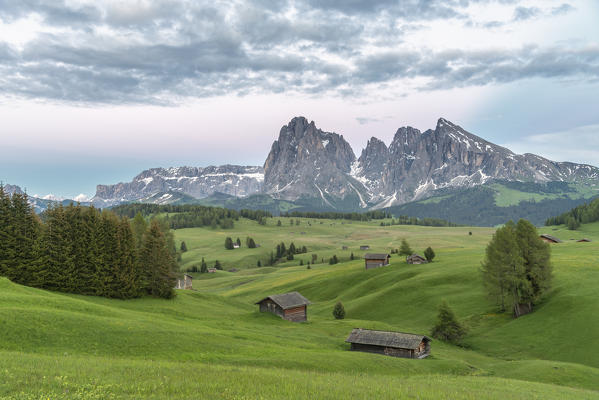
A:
1,218,599,399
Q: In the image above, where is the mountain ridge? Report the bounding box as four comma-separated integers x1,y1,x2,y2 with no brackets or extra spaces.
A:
89,116,599,212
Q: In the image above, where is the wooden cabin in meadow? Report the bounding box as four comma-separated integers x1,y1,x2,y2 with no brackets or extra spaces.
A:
540,234,562,244
406,254,428,264
577,238,592,242
207,268,217,273
364,253,391,269
360,245,370,250
256,292,311,322
346,328,431,359
175,274,193,290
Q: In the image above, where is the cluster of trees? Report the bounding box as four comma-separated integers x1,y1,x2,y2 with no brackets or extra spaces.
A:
545,197,599,230
111,204,272,230
266,242,308,265
0,188,178,299
281,210,390,221
380,215,459,227
224,236,258,250
481,219,552,317
187,257,221,273
390,239,436,262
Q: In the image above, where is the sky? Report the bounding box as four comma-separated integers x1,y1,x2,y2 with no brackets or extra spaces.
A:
0,0,598,199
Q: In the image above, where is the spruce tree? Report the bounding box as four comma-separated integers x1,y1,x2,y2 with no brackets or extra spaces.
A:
224,237,234,250
431,301,467,344
399,239,413,256
236,238,241,247
139,220,177,299
515,219,552,306
200,258,208,273
332,301,346,319
214,260,222,270
257,260,262,267
0,185,15,278
131,212,147,249
180,241,188,252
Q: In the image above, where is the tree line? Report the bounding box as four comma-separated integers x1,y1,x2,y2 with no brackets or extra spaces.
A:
381,215,459,227
0,187,178,299
545,196,599,230
281,210,390,221
111,203,272,230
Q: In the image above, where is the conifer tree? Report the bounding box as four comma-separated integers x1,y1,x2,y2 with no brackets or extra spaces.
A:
200,257,208,273
180,241,188,252
138,220,177,299
399,239,413,256
277,220,282,226
236,237,241,247
224,237,234,250
350,252,354,260
431,301,467,344
0,185,15,278
257,260,262,267
131,212,147,249
424,247,435,262
288,242,296,255
214,260,222,270
333,301,346,319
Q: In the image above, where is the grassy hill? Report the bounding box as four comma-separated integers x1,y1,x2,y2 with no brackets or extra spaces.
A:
1,219,599,398
386,181,599,226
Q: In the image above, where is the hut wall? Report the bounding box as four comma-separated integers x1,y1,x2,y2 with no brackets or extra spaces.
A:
283,306,307,322
259,299,284,318
350,343,414,359
365,260,386,269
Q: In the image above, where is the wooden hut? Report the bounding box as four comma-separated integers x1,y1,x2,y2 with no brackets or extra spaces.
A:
364,253,391,269
360,245,370,250
255,292,311,322
406,254,428,264
540,234,562,243
346,328,431,359
577,238,592,242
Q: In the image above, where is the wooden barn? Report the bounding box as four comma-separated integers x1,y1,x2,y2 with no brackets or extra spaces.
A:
346,328,431,359
255,292,311,322
406,254,428,264
364,253,391,269
540,234,562,243
360,245,370,250
175,274,193,290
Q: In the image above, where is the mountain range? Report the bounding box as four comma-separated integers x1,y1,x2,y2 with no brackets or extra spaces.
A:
8,117,599,225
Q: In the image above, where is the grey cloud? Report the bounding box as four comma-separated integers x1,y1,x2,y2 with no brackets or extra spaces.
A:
0,0,594,104
513,6,541,21
551,3,574,15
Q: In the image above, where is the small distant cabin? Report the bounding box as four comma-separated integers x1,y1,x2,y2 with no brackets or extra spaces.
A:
255,291,311,322
360,245,370,250
364,253,391,269
233,243,240,249
540,234,562,244
229,268,239,273
207,268,217,273
406,254,428,264
346,328,431,359
175,274,193,290
342,246,348,250
577,238,592,242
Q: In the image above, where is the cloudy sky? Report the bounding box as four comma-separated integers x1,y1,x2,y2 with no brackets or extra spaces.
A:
1,0,598,199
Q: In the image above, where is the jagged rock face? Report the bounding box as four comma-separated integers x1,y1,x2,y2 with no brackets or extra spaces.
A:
263,117,360,203
93,165,264,207
353,118,599,207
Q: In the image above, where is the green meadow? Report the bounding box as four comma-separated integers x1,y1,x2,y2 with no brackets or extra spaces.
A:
1,218,599,399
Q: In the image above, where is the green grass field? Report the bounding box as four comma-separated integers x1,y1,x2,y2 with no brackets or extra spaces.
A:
1,218,599,399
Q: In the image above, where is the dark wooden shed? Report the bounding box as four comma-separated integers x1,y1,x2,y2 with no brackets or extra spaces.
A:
577,238,592,242
255,291,311,322
540,234,562,243
346,328,431,359
364,253,391,269
360,245,370,250
406,254,428,264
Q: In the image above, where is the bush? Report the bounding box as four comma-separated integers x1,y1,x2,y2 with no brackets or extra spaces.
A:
431,301,467,344
333,301,345,319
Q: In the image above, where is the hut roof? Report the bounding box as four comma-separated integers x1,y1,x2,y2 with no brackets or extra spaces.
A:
540,234,562,243
407,254,427,261
364,253,390,260
577,238,592,242
184,274,193,279
346,328,431,350
255,291,311,309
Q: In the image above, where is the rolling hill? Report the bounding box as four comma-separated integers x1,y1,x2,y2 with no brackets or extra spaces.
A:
1,218,599,398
